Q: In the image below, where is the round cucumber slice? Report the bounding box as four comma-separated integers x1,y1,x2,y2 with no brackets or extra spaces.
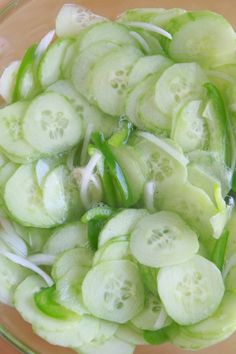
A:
155,63,207,116
157,255,225,325
130,211,199,267
90,46,143,116
4,164,55,228
163,11,236,67
23,92,82,155
0,102,40,163
43,222,88,255
93,238,131,266
131,293,172,330
82,260,145,323
172,100,208,152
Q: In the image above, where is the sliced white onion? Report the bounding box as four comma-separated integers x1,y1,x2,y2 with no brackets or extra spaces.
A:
27,253,56,266
222,254,236,280
79,152,102,209
0,216,27,257
129,31,150,53
154,307,168,330
35,30,55,66
35,159,51,186
0,60,20,103
0,250,53,287
80,123,94,166
144,181,156,212
137,131,188,166
124,21,172,40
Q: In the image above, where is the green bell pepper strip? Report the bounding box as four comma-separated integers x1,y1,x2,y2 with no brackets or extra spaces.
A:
108,119,133,147
81,204,114,223
87,219,107,251
92,132,133,207
34,285,77,320
13,44,37,101
211,230,229,271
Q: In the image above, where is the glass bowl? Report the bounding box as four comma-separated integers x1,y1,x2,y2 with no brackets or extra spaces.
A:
0,0,236,353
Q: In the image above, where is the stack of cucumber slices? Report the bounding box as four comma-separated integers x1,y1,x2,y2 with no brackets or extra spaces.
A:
1,3,236,353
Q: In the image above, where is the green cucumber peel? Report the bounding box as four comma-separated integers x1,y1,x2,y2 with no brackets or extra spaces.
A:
143,324,174,345
81,204,115,223
211,230,229,271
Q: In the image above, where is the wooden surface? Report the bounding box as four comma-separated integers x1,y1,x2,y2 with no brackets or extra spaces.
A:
1,0,236,353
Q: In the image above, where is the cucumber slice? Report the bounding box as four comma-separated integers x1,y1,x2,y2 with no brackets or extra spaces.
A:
116,324,147,345
56,4,105,38
171,100,208,152
42,165,81,224
77,337,135,354
43,222,88,255
0,162,18,191
156,182,219,238
162,11,236,67
55,266,90,315
130,211,199,267
0,254,31,305
38,39,71,88
155,63,207,116
131,30,165,55
0,60,20,103
23,92,82,155
131,294,171,330
98,209,148,247
157,255,224,325
185,292,236,340
138,85,171,133
52,247,94,280
90,46,143,115
125,75,156,129
110,145,147,205
132,133,188,190
78,22,138,51
0,102,40,163
47,80,118,138
138,264,158,295
61,42,77,79
93,238,131,266
4,164,55,228
82,260,145,323
128,55,172,87
72,40,119,99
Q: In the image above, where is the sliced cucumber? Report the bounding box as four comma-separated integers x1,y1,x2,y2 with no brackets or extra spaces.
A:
78,22,138,51
132,133,188,190
116,323,147,345
42,165,81,224
55,266,90,315
132,293,171,330
128,55,172,87
23,92,82,155
61,42,77,79
0,60,20,103
98,209,148,247
131,29,165,55
0,102,40,163
43,222,88,255
138,264,159,294
52,247,94,280
125,75,156,129
4,164,55,227
155,63,207,116
90,46,143,115
158,255,224,325
156,182,219,238
38,39,71,88
82,260,144,323
0,162,18,191
172,100,208,152
0,254,31,305
77,337,135,354
47,80,118,137
72,40,119,99
130,211,199,267
162,11,236,67
93,238,131,266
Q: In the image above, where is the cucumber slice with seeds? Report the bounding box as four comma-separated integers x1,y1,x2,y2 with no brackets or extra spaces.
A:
158,255,224,325
90,46,143,115
23,92,82,155
82,260,145,323
130,211,199,268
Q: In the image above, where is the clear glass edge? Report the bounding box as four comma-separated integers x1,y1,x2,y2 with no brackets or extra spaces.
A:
0,325,36,354
0,0,20,19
